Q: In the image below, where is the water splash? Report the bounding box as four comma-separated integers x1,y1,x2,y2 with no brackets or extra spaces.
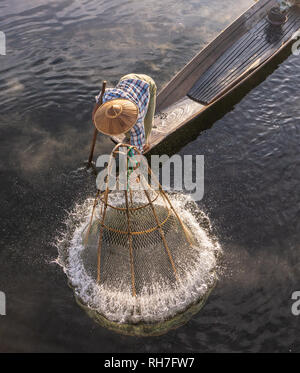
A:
55,192,222,326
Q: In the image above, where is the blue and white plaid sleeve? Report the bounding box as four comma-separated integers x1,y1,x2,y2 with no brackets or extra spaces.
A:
130,118,145,152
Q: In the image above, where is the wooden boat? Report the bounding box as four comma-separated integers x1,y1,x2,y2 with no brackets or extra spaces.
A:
111,0,300,153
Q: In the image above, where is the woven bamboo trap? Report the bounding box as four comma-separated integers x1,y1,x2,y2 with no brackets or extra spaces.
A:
82,144,196,297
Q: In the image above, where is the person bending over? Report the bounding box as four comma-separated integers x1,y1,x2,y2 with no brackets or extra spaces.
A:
93,73,157,153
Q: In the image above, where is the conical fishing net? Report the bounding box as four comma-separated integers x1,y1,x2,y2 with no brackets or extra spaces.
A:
56,143,221,335
82,144,196,297
82,190,196,296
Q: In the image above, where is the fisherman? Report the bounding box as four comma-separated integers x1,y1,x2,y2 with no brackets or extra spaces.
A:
92,74,157,153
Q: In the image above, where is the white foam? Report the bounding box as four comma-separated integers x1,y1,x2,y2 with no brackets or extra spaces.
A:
55,193,221,324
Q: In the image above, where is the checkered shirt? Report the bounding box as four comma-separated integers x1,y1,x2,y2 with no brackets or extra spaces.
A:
95,79,150,152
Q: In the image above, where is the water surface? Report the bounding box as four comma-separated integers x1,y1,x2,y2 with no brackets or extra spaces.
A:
1,0,300,352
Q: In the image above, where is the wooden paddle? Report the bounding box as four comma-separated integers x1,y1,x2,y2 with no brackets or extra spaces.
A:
88,80,107,166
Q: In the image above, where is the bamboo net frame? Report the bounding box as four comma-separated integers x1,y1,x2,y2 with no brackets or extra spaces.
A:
84,143,193,296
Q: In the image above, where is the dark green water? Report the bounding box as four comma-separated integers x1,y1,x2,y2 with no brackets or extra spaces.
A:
1,0,300,352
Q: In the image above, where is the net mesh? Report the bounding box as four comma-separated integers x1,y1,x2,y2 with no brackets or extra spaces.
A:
82,190,197,296
81,144,196,297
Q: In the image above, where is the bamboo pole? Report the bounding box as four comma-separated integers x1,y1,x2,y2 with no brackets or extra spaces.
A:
96,144,117,283
97,186,109,284
159,188,194,246
142,155,194,247
88,81,107,166
143,188,178,281
124,190,136,297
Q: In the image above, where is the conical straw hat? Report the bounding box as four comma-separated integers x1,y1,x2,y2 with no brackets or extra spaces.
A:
94,99,139,136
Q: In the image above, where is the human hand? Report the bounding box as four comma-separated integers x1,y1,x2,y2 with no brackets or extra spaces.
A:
143,143,150,153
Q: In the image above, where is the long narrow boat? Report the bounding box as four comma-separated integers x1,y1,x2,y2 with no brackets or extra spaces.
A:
111,0,300,153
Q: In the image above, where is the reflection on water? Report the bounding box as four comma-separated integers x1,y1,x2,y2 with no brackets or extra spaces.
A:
1,0,300,353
